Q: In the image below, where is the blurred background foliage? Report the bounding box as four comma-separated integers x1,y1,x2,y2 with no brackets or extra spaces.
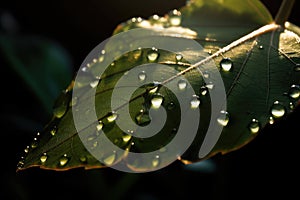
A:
0,0,299,199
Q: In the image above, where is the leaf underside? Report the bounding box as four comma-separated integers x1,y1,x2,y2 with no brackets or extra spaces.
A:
17,0,300,172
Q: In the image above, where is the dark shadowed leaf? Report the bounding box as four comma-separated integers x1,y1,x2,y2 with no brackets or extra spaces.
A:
17,0,300,171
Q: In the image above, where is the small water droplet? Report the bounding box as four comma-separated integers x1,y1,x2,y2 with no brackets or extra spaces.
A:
96,121,103,131
220,58,233,72
177,79,187,90
122,134,132,142
258,45,264,50
107,112,118,122
289,85,300,99
59,154,69,166
167,102,176,110
79,156,87,163
203,71,210,79
206,82,214,90
31,138,38,149
271,101,286,118
40,153,48,163
50,126,57,136
90,80,99,88
24,146,30,153
98,55,105,62
147,47,159,62
200,86,208,96
190,95,200,109
248,119,260,134
151,93,164,109
17,160,25,169
175,54,183,62
289,102,295,110
138,71,147,81
168,9,182,26
269,116,275,125
53,90,69,118
152,155,160,167
103,151,116,166
132,48,142,60
294,64,300,72
92,141,98,148
217,111,230,126
110,62,115,66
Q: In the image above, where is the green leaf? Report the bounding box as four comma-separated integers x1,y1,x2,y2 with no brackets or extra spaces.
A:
17,0,300,171
0,35,73,114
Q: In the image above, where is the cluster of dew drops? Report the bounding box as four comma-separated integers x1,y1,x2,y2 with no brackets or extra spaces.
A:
17,7,300,170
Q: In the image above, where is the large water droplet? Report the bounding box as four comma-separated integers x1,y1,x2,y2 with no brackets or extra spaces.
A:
220,58,233,72
217,111,230,126
271,101,286,118
138,71,147,81
147,47,159,61
152,155,160,167
59,154,69,166
248,119,260,134
50,126,57,136
151,93,164,109
168,9,182,26
53,90,69,118
190,95,200,109
103,151,116,165
200,86,208,96
122,134,132,142
175,54,183,62
289,85,300,99
40,153,48,163
107,112,118,122
177,79,187,90
96,121,103,131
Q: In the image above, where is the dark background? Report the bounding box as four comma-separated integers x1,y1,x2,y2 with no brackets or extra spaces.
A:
1,0,300,199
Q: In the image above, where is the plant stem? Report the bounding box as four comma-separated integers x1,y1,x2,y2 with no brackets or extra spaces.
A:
274,0,295,26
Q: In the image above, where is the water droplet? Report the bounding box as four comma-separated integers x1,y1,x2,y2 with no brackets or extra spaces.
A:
150,14,160,22
24,146,30,153
40,153,48,163
135,110,151,126
269,116,275,125
92,141,98,148
294,64,300,72
289,102,295,110
107,112,118,122
168,9,182,26
152,155,160,167
203,71,210,79
258,45,264,50
151,94,164,109
289,85,300,99
79,156,87,163
50,126,57,136
248,119,260,134
17,160,25,169
206,82,214,90
220,58,233,72
132,48,142,60
271,101,286,118
110,62,115,67
175,54,183,62
167,102,175,110
177,79,187,90
31,138,38,149
70,96,78,107
103,151,116,165
90,80,99,88
217,111,230,126
190,95,200,109
59,154,69,166
98,55,105,62
122,134,132,142
200,86,208,96
96,121,103,131
138,71,147,81
147,47,159,62
149,82,159,93
53,90,69,118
